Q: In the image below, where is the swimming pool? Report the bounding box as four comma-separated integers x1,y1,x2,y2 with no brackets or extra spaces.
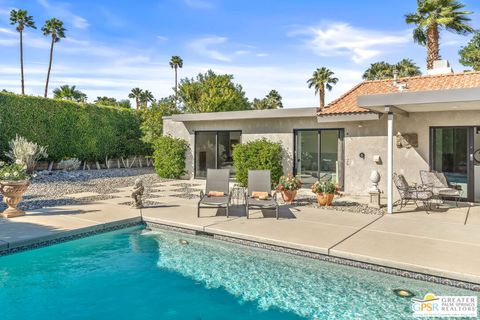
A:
0,227,477,319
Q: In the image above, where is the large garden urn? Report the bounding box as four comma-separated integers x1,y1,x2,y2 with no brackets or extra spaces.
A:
0,180,31,218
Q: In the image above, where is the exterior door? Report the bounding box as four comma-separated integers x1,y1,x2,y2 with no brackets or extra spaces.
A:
294,129,344,187
194,131,241,178
431,127,474,201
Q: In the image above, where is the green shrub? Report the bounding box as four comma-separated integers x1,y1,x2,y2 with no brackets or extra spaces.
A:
153,135,188,179
0,93,146,161
232,138,283,187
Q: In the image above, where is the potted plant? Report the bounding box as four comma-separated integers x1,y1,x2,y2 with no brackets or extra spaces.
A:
0,160,31,218
311,180,336,206
276,174,302,204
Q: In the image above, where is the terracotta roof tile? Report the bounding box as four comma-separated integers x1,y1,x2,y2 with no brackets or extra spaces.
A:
318,71,480,115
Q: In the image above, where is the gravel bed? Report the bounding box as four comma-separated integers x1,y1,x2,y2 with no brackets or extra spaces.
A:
0,168,166,211
171,193,200,199
292,196,385,215
170,187,201,194
170,183,201,188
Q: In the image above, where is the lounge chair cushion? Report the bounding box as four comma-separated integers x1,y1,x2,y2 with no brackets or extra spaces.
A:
252,191,269,198
208,191,225,197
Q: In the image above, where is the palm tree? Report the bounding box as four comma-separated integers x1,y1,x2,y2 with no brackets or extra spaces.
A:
139,90,154,109
396,58,422,77
42,18,66,98
53,85,87,102
9,9,36,95
405,0,474,69
363,59,421,80
169,56,183,104
307,67,338,111
128,87,143,110
265,90,283,109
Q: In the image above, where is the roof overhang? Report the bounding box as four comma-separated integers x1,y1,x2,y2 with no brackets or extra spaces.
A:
316,112,379,123
357,87,480,114
168,107,317,122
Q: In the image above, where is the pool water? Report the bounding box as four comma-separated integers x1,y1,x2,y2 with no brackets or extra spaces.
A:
0,227,477,319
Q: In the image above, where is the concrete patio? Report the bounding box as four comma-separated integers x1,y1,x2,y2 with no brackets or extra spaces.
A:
0,178,479,287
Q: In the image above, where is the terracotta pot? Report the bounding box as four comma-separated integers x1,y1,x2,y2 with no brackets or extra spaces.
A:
316,193,328,206
0,180,31,218
325,193,335,206
281,189,297,203
315,193,335,206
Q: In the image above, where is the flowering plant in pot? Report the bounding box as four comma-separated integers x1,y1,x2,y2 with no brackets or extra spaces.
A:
311,180,336,206
0,160,31,218
276,174,302,203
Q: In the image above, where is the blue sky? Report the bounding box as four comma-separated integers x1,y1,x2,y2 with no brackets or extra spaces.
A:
1,0,480,107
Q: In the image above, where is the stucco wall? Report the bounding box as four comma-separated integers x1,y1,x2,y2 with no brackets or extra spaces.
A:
163,110,480,198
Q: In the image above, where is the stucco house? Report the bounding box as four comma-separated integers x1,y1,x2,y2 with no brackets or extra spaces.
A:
163,61,480,213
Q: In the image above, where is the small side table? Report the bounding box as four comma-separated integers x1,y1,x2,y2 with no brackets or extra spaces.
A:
231,184,245,206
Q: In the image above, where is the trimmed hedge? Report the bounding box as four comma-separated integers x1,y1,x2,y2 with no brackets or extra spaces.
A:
232,138,283,187
153,135,188,179
0,93,146,161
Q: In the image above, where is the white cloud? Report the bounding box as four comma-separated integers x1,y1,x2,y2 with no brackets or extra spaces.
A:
156,35,169,43
37,0,90,29
289,22,410,63
189,36,231,62
184,0,214,9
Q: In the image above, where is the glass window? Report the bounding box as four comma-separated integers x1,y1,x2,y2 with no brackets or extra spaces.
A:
295,129,344,188
195,131,241,178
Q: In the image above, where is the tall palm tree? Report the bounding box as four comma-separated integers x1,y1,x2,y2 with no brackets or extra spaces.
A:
128,88,143,110
53,85,87,102
405,0,474,69
307,67,338,111
9,9,36,95
42,18,66,98
139,90,154,109
169,56,183,103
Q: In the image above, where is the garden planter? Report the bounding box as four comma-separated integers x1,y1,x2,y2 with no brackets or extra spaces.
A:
0,180,30,218
325,193,334,206
281,190,297,204
316,193,334,206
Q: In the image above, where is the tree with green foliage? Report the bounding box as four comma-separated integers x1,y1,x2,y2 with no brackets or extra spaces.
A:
139,90,154,109
232,138,283,188
140,96,179,144
459,33,480,71
405,0,474,69
42,18,66,98
53,85,87,103
178,70,250,113
153,135,188,179
117,99,132,109
363,59,422,80
307,67,338,111
95,96,117,106
10,9,36,95
94,96,132,108
252,89,283,110
169,55,183,104
128,87,143,110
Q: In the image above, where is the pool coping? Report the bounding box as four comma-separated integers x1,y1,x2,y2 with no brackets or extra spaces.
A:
144,221,480,292
0,217,142,257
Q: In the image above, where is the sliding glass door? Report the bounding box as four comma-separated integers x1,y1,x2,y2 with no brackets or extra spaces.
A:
194,131,241,178
431,127,474,200
294,129,344,187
